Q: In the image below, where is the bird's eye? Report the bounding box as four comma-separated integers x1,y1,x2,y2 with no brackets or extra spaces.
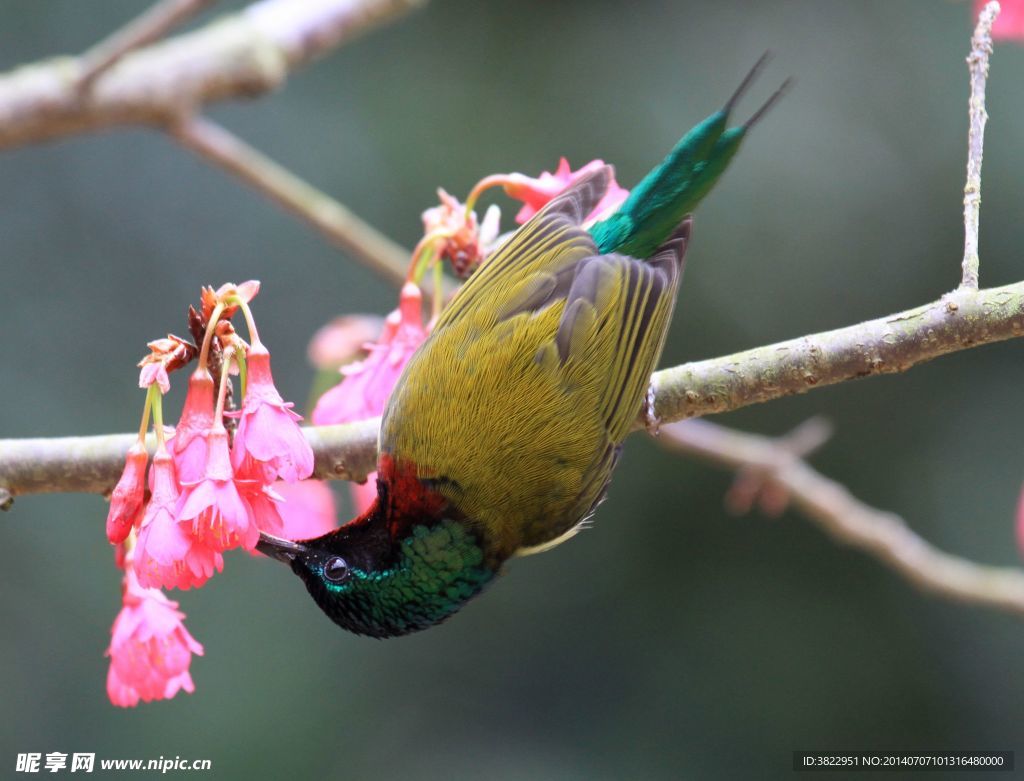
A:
323,556,349,583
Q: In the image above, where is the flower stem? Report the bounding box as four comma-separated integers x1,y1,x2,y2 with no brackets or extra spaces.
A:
235,347,248,402
409,240,440,286
213,347,235,423
236,298,261,347
464,174,505,217
136,387,154,443
198,301,226,371
149,385,167,448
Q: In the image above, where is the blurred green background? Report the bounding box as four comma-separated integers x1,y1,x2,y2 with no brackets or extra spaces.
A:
2,1,1023,779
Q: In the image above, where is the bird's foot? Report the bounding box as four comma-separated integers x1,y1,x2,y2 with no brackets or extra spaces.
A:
644,384,661,436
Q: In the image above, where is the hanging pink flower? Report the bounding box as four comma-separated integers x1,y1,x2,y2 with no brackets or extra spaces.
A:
135,448,223,590
138,363,170,394
238,478,286,537
106,568,204,707
172,369,215,484
106,442,149,545
136,335,195,394
312,283,427,425
177,425,259,552
307,315,384,371
230,341,314,484
311,283,427,516
268,480,338,541
977,0,1024,41
474,158,630,225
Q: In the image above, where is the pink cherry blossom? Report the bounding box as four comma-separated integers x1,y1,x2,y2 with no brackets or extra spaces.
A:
177,425,259,552
137,335,194,394
201,280,260,323
231,341,314,484
106,442,148,545
172,369,215,484
495,158,629,224
307,315,384,370
106,568,203,707
134,447,223,590
312,283,427,425
238,478,285,537
311,284,427,517
138,362,170,394
274,480,338,540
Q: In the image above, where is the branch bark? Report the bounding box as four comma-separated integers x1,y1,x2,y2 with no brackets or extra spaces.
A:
0,0,424,150
77,0,217,89
658,418,1024,617
3,280,1024,500
646,281,1024,425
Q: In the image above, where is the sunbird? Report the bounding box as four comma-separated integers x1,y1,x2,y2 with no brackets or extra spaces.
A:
258,56,788,637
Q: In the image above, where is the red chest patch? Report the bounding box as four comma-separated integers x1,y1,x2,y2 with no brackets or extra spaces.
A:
377,453,448,538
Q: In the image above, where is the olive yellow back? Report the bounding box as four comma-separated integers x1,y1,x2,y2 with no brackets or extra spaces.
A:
380,168,690,562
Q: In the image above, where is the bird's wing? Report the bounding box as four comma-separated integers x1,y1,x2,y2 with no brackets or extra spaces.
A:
538,222,690,443
433,167,613,331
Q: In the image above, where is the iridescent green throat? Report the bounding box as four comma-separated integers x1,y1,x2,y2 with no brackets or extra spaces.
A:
293,518,495,639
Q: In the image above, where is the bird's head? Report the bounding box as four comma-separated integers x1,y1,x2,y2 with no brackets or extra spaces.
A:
257,467,495,638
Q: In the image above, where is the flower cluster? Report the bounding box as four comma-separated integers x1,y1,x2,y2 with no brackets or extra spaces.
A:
107,566,204,707
105,281,323,706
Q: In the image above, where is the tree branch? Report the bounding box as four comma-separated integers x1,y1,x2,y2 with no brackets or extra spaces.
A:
646,281,1024,425
4,280,1024,501
657,418,1024,617
170,115,414,289
961,0,998,290
0,0,424,150
0,420,380,502
77,0,217,89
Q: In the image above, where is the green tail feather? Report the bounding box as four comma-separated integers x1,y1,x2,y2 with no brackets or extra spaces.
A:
590,55,790,259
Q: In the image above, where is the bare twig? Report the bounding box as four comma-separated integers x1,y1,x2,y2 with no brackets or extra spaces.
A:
961,1,999,290
170,115,415,289
78,0,217,89
659,419,1024,617
0,0,424,150
724,417,832,516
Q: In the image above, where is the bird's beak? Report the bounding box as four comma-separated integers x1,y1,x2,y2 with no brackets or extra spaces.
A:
256,532,308,564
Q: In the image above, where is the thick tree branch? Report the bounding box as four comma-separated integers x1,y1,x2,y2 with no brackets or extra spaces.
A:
0,420,380,503
0,0,424,150
658,418,1024,617
4,281,1024,500
77,0,217,89
646,281,1024,425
